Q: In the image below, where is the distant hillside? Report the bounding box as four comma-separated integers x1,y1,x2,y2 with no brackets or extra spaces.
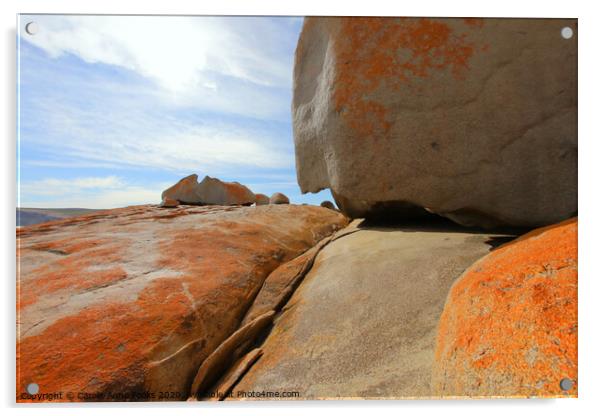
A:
16,208,103,227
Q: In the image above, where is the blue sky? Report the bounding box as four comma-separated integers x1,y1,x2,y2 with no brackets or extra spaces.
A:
17,15,332,208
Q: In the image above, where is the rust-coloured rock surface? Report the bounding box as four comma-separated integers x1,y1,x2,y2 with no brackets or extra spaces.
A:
160,197,179,208
160,174,201,204
269,192,290,205
16,204,347,402
161,174,255,206
432,218,578,397
293,17,577,227
254,193,270,206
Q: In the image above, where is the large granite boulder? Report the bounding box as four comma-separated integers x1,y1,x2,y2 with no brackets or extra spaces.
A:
293,17,577,228
16,204,347,402
232,221,514,399
432,218,577,397
161,174,255,206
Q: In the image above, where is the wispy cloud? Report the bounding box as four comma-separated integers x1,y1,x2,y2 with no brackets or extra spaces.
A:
23,91,295,174
21,187,166,209
16,15,325,209
20,175,125,196
20,16,295,179
19,176,171,208
21,15,294,93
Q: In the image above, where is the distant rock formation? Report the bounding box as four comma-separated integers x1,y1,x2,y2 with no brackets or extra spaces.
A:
254,193,270,206
292,17,577,228
161,174,255,206
269,192,289,205
16,204,348,402
432,218,577,397
160,174,200,204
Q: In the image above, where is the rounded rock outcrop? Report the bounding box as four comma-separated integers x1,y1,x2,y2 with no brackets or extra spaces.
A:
16,204,348,401
432,218,578,397
269,192,290,205
254,193,270,206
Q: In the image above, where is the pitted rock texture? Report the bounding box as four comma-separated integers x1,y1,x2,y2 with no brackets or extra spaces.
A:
161,174,255,206
293,17,577,227
432,218,577,398
232,220,513,399
16,204,347,402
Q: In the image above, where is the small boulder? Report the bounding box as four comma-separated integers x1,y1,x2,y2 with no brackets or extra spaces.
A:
160,197,179,208
320,201,336,210
255,193,270,206
269,192,290,205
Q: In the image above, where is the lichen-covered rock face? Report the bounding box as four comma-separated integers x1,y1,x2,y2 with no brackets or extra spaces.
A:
16,204,347,402
432,218,577,397
161,174,255,206
293,17,577,227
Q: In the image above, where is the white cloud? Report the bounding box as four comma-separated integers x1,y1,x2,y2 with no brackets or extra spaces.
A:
17,15,305,209
20,15,295,94
20,175,125,196
22,187,165,209
18,15,299,175
19,176,171,208
21,92,294,174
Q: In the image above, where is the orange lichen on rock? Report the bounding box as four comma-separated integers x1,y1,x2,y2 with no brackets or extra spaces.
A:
463,18,485,28
332,17,480,138
16,204,348,402
18,239,125,308
432,218,578,397
223,181,253,203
